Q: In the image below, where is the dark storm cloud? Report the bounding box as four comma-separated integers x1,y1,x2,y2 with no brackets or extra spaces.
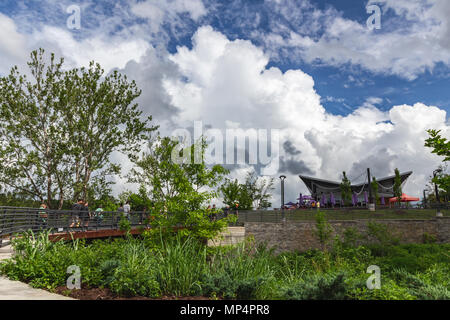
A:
348,148,399,182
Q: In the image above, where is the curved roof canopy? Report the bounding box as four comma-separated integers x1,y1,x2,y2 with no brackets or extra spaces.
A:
299,171,413,198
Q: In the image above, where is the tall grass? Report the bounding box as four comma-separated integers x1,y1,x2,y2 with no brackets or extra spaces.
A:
1,231,449,300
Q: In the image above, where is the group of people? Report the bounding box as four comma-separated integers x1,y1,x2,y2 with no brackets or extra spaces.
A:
70,199,99,228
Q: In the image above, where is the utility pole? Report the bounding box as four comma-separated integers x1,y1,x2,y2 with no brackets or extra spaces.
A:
423,190,427,209
280,175,286,222
367,168,375,211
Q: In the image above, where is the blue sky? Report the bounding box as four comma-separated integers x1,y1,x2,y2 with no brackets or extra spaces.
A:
1,0,449,117
0,0,449,202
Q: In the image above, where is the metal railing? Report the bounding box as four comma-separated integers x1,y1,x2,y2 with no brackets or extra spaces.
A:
0,207,150,248
235,205,450,224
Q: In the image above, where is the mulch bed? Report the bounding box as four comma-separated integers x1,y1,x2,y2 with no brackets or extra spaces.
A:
53,284,212,300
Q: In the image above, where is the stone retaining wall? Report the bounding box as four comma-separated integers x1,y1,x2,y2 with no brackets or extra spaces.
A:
245,218,450,253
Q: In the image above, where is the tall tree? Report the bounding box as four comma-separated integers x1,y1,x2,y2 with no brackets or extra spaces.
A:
425,129,450,198
371,176,379,205
243,171,275,209
220,178,253,210
0,49,157,208
393,168,403,206
340,171,352,206
128,136,233,240
425,129,450,161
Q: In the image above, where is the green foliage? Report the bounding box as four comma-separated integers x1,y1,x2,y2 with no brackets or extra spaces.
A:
118,216,131,232
1,231,449,300
425,129,450,162
393,168,402,205
220,178,253,210
422,232,437,244
282,273,349,300
129,136,234,241
313,210,333,249
371,177,379,205
367,221,400,246
341,227,363,248
220,171,275,210
340,172,352,206
0,49,157,208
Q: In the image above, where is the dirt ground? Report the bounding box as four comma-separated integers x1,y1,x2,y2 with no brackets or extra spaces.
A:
53,284,213,300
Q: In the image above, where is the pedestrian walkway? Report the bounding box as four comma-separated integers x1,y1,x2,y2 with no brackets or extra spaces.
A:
0,245,74,300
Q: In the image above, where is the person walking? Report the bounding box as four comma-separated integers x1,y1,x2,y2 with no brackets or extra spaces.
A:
116,204,124,228
38,203,48,231
94,205,104,226
70,199,83,229
123,201,131,222
81,201,90,230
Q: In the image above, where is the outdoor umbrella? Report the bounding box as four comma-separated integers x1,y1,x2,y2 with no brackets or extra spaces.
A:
388,193,420,203
330,193,335,206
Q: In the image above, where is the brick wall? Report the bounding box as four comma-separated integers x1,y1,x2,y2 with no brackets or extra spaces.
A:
244,218,450,253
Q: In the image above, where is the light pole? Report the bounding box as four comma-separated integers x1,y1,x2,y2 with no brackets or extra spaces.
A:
433,169,442,217
280,175,286,222
423,189,427,209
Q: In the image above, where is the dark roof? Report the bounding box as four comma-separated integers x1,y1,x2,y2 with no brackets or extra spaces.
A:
299,171,413,195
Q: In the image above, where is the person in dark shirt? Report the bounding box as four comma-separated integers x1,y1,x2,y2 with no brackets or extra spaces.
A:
81,202,90,230
70,199,83,228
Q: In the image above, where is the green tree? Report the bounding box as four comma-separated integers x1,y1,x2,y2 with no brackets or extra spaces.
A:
313,210,333,250
425,130,450,199
340,171,352,206
393,168,402,206
128,136,234,241
243,171,274,209
220,171,274,210
220,178,253,210
0,49,157,208
371,177,379,205
425,129,450,161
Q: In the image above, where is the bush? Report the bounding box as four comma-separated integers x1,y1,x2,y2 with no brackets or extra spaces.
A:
282,273,349,300
109,267,160,298
367,221,400,245
422,232,437,244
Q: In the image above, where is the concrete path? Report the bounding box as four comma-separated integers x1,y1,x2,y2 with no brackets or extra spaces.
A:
0,245,74,300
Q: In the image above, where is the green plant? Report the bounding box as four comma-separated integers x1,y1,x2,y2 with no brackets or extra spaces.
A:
422,232,437,244
367,221,399,245
341,227,363,248
282,273,349,300
118,216,131,232
313,210,333,250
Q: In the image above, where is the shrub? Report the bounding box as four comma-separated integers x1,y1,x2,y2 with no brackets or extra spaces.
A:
313,210,333,250
367,221,400,246
282,273,349,300
109,267,160,298
422,232,437,244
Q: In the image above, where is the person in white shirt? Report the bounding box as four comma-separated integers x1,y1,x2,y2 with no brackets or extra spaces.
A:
123,201,131,221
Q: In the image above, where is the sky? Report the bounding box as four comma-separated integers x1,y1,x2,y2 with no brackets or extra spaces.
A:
0,0,449,206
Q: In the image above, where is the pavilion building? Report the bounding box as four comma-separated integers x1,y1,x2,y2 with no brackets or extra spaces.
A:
299,171,413,205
